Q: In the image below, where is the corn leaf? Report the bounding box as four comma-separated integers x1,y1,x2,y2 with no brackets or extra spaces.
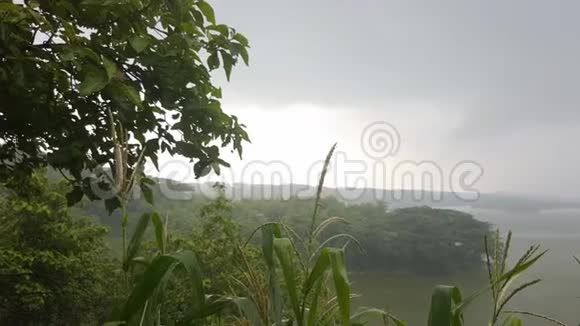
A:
124,212,151,271
274,237,302,324
428,285,463,326
329,248,351,326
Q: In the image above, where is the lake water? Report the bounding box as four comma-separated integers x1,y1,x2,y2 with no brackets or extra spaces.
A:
350,208,580,325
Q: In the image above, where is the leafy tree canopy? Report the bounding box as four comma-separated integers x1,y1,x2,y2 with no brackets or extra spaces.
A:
0,172,119,324
0,0,250,210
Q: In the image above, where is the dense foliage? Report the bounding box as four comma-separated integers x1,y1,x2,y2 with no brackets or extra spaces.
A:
0,0,249,211
229,197,490,275
0,173,564,325
82,184,491,276
0,173,119,324
140,185,264,323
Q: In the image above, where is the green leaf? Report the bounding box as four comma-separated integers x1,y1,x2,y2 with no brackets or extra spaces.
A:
207,52,220,70
102,56,117,80
104,197,121,215
261,223,283,325
121,255,175,320
175,141,203,158
303,248,331,297
197,1,215,24
261,223,282,269
173,250,206,308
304,249,332,326
151,212,164,253
208,24,229,35
306,277,324,326
239,45,249,65
274,238,301,323
77,47,101,63
329,248,351,326
65,186,84,206
129,35,150,53
233,32,250,47
59,46,76,61
109,80,142,108
193,160,211,178
121,251,205,321
221,51,233,81
140,182,153,205
428,285,463,326
79,64,108,95
210,161,221,175
180,297,233,322
124,212,151,271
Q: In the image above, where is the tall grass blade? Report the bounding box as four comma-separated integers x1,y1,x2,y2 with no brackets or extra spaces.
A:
500,231,512,276
496,248,547,303
496,279,541,315
308,143,336,252
504,310,567,326
312,216,348,240
310,233,364,265
484,235,495,301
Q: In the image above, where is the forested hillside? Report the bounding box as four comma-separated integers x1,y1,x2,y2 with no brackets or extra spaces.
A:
78,178,491,275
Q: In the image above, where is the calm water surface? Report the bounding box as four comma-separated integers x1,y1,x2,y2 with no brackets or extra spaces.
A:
350,209,580,325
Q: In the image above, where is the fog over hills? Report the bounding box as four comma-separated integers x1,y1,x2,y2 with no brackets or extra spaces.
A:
155,178,580,213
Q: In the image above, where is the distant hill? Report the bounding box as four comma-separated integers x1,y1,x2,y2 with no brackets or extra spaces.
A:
45,165,580,213
155,180,580,213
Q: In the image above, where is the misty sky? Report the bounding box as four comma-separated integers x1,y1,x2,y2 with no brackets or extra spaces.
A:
160,1,580,198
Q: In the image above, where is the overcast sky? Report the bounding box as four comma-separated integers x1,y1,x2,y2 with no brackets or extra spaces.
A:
160,1,580,198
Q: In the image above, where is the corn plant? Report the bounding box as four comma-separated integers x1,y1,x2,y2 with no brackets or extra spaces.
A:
236,144,405,326
483,230,568,325
104,117,239,325
427,229,566,326
106,209,249,325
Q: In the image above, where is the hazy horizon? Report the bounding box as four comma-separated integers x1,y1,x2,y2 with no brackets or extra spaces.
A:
147,0,580,199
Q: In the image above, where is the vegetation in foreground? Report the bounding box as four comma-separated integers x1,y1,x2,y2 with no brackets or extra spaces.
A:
0,0,576,325
0,147,572,326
